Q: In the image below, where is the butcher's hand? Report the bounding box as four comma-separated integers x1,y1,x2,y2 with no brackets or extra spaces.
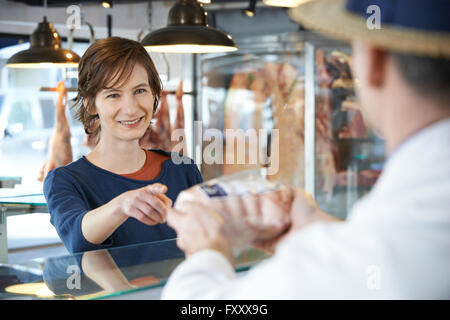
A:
167,202,234,264
115,183,172,226
255,187,342,253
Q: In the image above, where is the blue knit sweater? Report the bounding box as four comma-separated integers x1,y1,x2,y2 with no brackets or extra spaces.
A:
43,150,203,253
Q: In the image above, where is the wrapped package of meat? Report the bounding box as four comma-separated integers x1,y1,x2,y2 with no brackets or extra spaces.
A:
174,169,294,248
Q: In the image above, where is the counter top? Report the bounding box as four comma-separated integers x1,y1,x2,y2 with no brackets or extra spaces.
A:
0,239,270,300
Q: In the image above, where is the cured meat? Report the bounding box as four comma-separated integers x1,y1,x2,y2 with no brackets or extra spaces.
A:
38,81,73,182
174,171,295,247
328,51,353,81
341,99,360,111
336,169,381,187
314,50,361,197
338,109,367,139
359,169,381,186
173,81,185,133
170,81,187,155
314,86,337,197
221,61,305,187
340,99,367,138
139,91,171,151
316,50,334,87
266,62,305,186
222,70,259,176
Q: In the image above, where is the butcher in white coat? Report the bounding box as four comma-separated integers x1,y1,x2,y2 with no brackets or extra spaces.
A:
162,0,450,299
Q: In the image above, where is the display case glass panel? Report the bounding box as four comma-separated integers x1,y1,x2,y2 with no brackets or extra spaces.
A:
199,34,307,187
199,33,386,220
309,43,385,219
0,239,269,300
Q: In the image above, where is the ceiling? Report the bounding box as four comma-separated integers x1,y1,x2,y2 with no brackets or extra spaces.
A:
7,0,252,7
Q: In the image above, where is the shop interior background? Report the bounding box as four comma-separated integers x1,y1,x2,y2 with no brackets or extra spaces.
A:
0,0,305,260
0,0,299,184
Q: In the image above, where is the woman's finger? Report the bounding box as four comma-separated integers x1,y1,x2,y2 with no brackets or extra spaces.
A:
157,192,173,208
129,206,159,226
134,198,165,224
146,183,168,194
140,190,168,216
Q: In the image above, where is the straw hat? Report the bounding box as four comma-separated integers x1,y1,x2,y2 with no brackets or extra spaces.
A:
288,0,450,59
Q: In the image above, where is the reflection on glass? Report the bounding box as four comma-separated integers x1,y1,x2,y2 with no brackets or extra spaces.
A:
201,51,306,187
42,239,185,299
314,48,385,219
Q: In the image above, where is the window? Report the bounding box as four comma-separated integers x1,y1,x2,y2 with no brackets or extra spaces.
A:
8,100,35,131
0,95,4,114
39,99,55,129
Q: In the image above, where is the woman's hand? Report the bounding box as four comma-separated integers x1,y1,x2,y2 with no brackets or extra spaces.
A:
115,183,172,226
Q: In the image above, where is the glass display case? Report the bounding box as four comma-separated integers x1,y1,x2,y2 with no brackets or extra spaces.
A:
197,33,307,187
0,239,269,300
197,32,386,220
304,40,385,219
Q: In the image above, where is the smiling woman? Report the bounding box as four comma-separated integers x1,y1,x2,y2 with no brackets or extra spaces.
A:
73,37,162,140
43,37,203,254
92,65,154,146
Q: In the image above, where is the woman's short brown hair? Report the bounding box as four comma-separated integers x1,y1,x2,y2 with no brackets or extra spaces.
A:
73,36,162,139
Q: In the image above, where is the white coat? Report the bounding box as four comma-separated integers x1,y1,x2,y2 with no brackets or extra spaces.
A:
162,118,450,299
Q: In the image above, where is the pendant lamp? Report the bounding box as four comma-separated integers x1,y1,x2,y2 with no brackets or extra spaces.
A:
142,0,237,53
7,17,80,69
263,0,312,7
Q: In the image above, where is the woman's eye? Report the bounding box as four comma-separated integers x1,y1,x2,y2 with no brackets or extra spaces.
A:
107,93,119,99
136,88,147,94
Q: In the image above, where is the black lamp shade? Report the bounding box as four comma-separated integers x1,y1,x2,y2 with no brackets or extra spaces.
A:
7,17,80,68
142,0,237,53
141,26,237,53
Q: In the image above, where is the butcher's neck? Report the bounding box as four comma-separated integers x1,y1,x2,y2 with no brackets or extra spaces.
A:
381,81,450,155
86,140,146,175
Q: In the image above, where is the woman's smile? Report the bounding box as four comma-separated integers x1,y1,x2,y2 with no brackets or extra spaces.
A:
118,116,145,128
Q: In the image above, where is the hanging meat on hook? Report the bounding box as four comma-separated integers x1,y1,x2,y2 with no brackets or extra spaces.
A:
171,81,187,155
221,61,305,186
266,62,305,187
38,81,73,182
139,90,171,151
315,51,338,197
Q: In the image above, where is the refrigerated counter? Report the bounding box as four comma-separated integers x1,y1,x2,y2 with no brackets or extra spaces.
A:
0,238,269,300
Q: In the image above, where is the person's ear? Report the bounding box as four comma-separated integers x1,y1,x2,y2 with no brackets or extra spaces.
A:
83,98,97,116
366,46,389,88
